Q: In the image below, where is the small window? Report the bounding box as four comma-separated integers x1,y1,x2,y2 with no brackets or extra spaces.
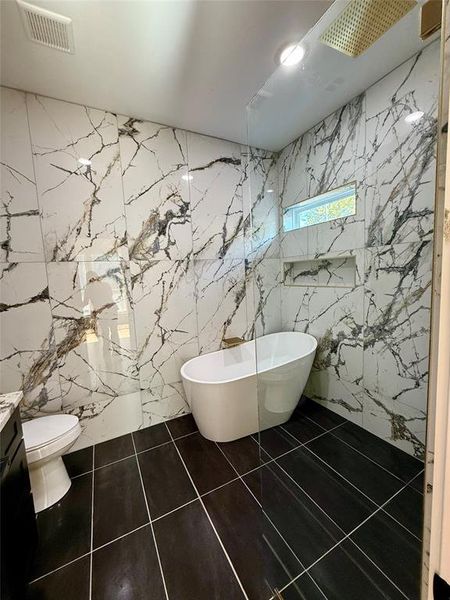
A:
283,183,356,232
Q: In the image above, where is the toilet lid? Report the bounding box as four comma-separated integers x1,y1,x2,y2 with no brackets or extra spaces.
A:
23,415,79,451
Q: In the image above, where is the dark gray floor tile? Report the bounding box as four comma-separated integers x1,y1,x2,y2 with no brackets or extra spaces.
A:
28,556,90,600
383,486,424,540
308,539,406,600
176,432,235,494
204,479,303,599
138,442,196,519
244,464,343,569
94,434,134,468
132,422,171,453
307,433,403,504
351,510,422,600
278,447,375,532
281,412,325,444
296,398,345,430
93,456,148,548
63,447,93,478
166,414,197,438
92,525,165,600
153,500,245,600
332,421,423,482
409,471,425,494
31,473,92,579
255,427,299,458
282,574,327,599
218,436,267,475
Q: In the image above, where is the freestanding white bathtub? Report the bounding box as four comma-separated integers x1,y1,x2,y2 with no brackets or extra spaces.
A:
180,332,317,442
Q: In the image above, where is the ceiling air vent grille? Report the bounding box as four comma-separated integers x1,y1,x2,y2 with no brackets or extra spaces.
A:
17,0,74,53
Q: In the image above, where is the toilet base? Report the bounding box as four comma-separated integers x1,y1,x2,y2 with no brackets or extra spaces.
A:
29,456,72,513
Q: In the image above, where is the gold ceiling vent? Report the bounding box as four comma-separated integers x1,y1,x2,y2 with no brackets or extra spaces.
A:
320,0,416,57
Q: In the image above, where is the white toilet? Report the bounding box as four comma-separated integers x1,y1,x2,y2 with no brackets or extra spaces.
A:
22,414,81,513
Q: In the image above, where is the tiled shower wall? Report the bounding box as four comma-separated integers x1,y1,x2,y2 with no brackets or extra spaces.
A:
277,40,439,458
0,87,279,450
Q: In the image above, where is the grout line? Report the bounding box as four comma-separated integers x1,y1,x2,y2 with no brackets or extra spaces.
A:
166,423,249,600
92,522,150,553
301,445,382,507
69,470,93,480
199,475,242,498
215,442,262,507
34,421,423,594
216,440,332,600
93,452,136,471
215,441,312,593
378,508,422,543
327,427,424,488
278,421,324,444
136,430,197,454
264,444,420,598
277,476,419,597
89,445,95,600
131,434,170,600
150,498,199,523
346,537,411,600
247,421,345,470
271,572,329,600
68,432,199,476
296,420,346,443
170,429,199,441
69,431,199,478
28,552,92,585
406,468,426,494
305,572,329,600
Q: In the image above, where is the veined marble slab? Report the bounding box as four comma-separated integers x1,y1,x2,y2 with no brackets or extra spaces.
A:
0,391,23,431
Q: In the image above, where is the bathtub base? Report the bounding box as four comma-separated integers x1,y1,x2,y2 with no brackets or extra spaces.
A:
182,367,308,443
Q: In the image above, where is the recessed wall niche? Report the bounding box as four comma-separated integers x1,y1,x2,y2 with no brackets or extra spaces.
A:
283,254,357,288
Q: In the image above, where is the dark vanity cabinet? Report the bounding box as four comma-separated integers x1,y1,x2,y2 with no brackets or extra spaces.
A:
1,407,37,600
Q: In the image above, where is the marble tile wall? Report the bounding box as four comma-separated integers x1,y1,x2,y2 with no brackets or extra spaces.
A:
0,86,279,450
277,40,440,458
0,41,438,456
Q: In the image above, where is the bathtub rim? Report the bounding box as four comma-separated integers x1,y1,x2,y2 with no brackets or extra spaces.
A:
180,331,317,386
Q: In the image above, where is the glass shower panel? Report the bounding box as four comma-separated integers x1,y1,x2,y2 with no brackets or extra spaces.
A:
247,1,442,597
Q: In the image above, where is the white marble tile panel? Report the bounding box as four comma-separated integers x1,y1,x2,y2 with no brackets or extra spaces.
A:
1,87,44,262
243,147,280,260
140,383,189,429
67,391,143,452
27,94,127,261
131,259,198,389
363,241,432,413
118,117,192,261
365,41,439,247
194,259,248,353
245,258,282,339
188,133,244,259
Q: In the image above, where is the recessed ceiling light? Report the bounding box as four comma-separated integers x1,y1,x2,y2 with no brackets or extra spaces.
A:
266,189,274,193
279,44,305,67
182,174,193,181
78,157,92,166
405,111,424,124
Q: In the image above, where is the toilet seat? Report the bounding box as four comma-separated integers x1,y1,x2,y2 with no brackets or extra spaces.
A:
23,415,81,464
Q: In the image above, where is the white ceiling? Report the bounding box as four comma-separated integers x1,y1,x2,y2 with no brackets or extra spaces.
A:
248,0,439,150
0,0,331,149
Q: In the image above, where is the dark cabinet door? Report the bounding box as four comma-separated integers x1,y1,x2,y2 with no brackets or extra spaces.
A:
1,409,37,600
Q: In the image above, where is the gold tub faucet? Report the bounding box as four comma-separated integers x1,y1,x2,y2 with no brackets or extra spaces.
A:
222,337,245,349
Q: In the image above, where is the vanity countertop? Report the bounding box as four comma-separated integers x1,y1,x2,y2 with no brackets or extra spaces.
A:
0,392,23,432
